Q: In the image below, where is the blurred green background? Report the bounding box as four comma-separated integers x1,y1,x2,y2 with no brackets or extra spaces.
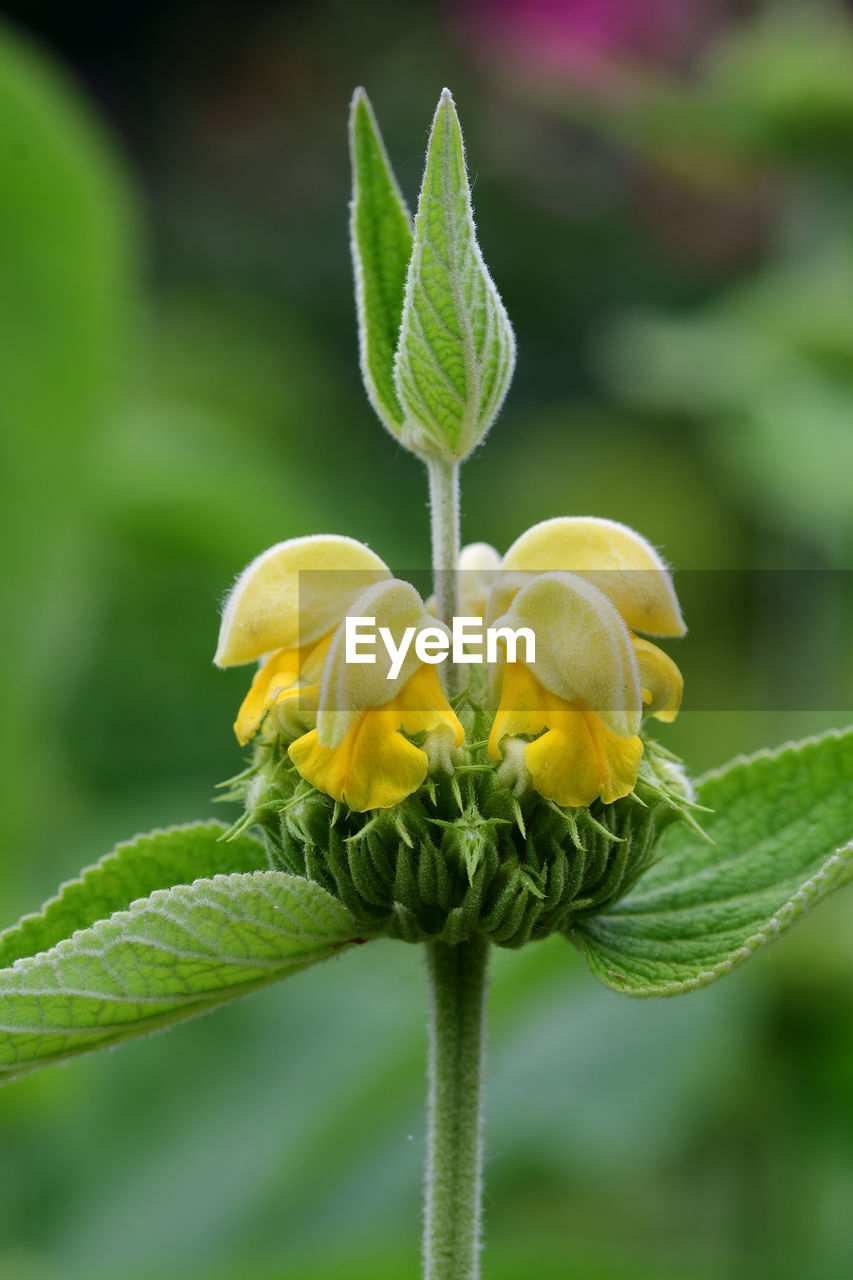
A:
1,1,852,1276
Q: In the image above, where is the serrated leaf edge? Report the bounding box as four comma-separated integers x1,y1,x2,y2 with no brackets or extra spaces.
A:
692,724,853,791
2,869,360,974
573,838,853,998
0,819,265,963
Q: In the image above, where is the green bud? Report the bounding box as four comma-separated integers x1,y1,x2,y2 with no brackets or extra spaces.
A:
349,88,516,464
394,89,516,463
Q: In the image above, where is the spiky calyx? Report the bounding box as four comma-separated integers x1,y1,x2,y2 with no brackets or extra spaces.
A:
221,716,702,949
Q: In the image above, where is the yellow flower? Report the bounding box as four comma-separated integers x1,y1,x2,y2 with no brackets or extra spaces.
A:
216,540,463,811
489,515,685,635
289,578,464,811
484,517,685,808
486,571,644,806
215,534,390,744
217,517,683,814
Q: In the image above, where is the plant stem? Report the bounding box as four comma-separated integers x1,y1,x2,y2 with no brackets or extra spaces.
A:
423,937,490,1280
427,459,461,691
424,452,482,1278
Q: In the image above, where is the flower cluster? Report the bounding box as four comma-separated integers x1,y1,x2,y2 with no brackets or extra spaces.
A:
215,515,685,815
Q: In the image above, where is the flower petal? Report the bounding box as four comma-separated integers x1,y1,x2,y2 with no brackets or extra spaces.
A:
497,516,685,637
215,534,389,667
491,570,642,738
487,659,549,755
288,717,428,812
633,637,683,723
524,705,643,807
290,666,463,811
234,647,303,745
232,630,335,745
269,681,321,741
316,579,449,748
394,663,465,748
488,662,642,807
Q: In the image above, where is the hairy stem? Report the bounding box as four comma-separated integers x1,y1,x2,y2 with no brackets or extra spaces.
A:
423,937,489,1280
427,459,461,691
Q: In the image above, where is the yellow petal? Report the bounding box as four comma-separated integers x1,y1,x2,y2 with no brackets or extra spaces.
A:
215,534,389,667
633,637,683,723
487,661,548,756
524,706,643,807
316,579,449,748
234,647,303,745
393,664,465,747
233,631,334,745
290,666,463,811
296,631,335,684
488,662,642,807
289,719,427,812
498,516,685,637
269,681,321,740
490,571,642,738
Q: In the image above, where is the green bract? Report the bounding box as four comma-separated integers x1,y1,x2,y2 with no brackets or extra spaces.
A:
230,716,698,947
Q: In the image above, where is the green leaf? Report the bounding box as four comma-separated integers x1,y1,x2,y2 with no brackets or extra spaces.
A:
393,89,516,462
349,87,413,438
0,866,363,1082
0,821,267,969
571,728,853,996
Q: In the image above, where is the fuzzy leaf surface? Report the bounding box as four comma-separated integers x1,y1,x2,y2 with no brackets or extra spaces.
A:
0,826,362,1081
0,822,267,968
571,728,853,996
349,88,413,437
393,89,515,461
